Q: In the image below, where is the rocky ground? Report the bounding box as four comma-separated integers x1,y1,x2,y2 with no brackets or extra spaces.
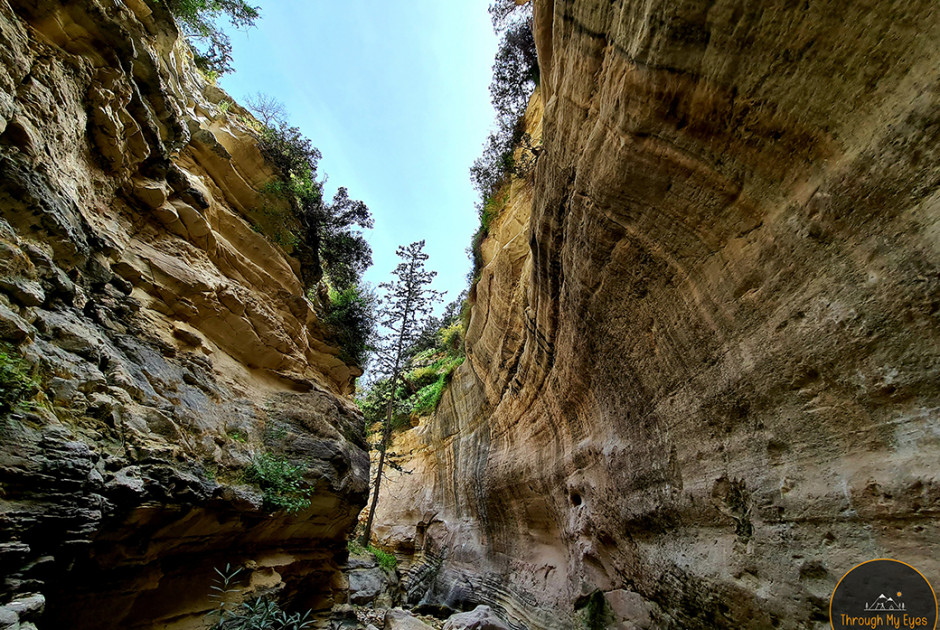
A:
327,551,514,630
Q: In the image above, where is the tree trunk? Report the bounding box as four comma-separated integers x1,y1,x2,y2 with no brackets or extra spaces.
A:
359,376,396,547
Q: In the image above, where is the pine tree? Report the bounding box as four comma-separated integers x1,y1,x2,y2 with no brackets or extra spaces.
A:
359,241,442,547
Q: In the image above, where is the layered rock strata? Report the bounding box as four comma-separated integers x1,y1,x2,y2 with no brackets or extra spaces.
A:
0,0,368,627
374,1,940,628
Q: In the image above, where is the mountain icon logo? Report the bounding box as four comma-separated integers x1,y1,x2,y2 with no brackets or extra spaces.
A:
864,593,906,611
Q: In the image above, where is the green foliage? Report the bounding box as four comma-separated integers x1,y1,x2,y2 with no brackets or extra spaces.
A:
254,120,373,290
0,343,37,415
368,545,397,571
346,539,396,571
244,453,311,513
323,284,378,367
207,564,313,630
164,0,259,76
410,354,464,417
470,1,540,201
440,321,463,354
359,293,467,432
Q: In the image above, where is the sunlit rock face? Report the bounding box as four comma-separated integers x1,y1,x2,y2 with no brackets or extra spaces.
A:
0,0,368,627
375,0,940,627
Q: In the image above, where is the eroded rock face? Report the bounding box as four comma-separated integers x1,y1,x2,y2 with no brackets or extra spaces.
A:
0,0,367,627
375,0,939,628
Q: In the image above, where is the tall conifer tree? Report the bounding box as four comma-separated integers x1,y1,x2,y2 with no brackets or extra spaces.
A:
360,241,442,546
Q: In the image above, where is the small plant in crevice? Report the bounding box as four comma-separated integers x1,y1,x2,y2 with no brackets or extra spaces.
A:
243,452,311,513
368,545,397,572
346,539,397,572
0,343,39,415
347,538,366,556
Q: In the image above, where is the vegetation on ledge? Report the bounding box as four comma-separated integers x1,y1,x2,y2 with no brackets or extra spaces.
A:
357,294,467,434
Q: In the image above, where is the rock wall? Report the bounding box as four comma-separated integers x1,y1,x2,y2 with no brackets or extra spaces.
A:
0,0,368,628
374,1,940,628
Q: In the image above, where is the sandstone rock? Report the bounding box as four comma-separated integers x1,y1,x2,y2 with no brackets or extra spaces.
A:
605,591,653,630
131,181,167,210
0,303,31,341
442,605,509,630
384,608,434,630
0,279,44,307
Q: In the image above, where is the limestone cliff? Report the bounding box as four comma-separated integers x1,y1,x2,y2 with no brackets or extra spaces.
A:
0,0,368,628
374,1,940,628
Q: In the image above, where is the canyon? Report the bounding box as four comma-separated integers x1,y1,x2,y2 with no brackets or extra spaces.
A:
0,0,937,629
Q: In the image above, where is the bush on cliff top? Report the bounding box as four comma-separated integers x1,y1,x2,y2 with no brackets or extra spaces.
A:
252,116,374,292
469,1,540,203
165,0,259,75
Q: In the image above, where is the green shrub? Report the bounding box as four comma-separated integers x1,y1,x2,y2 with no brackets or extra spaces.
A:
0,343,37,414
408,365,442,390
207,564,313,630
411,376,446,417
470,2,540,201
368,545,397,571
244,453,311,513
323,284,377,367
255,122,373,291
164,0,257,76
165,0,259,76
347,539,366,556
439,321,464,354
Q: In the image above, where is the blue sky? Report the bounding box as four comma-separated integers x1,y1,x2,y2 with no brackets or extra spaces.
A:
219,1,498,311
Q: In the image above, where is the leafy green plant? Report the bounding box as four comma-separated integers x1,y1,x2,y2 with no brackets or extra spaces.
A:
244,453,311,513
207,564,243,628
164,0,260,76
347,538,366,556
0,343,38,414
217,100,232,114
322,283,378,367
254,120,373,291
206,564,313,630
368,545,397,571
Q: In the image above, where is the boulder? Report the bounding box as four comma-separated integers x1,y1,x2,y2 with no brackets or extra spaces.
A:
443,605,510,630
348,567,387,605
384,608,434,630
